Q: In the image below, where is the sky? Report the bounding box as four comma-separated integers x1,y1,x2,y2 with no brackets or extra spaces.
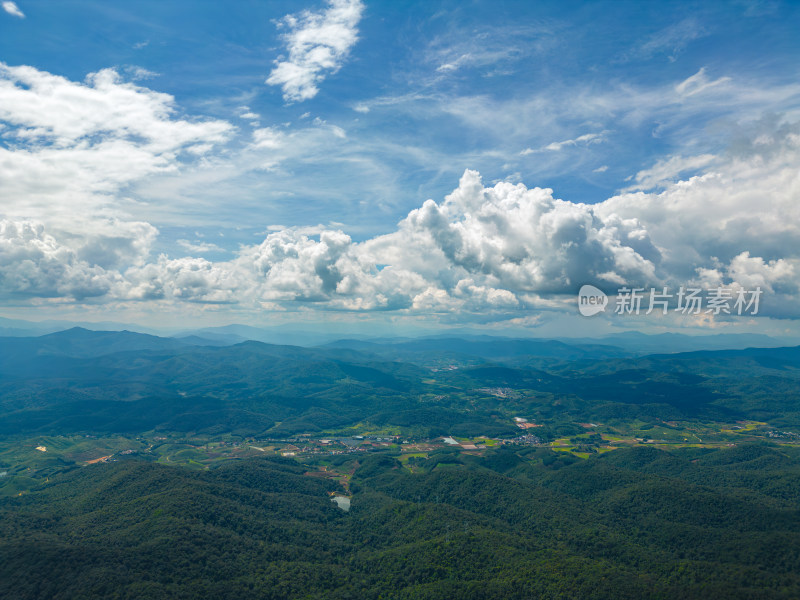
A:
1,0,800,338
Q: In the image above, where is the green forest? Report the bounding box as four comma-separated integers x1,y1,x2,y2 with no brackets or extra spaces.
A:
2,330,800,598
2,443,799,599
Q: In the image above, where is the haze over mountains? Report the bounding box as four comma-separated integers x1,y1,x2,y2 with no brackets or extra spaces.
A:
2,326,799,440
1,315,793,352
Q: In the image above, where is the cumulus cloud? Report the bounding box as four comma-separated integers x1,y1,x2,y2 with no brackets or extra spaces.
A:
126,256,241,303
0,63,234,232
1,65,799,323
396,170,658,299
0,64,232,150
0,64,238,303
598,122,800,314
74,220,158,269
266,0,364,102
0,221,121,301
4,128,800,317
2,1,24,18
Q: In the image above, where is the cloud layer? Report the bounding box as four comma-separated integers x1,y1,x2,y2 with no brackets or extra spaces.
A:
3,145,799,318
2,63,799,324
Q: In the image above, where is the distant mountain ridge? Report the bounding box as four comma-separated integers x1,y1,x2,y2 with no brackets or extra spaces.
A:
0,327,209,369
2,327,800,437
322,336,630,361
2,315,795,350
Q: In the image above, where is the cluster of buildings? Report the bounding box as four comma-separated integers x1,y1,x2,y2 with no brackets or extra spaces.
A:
503,434,542,446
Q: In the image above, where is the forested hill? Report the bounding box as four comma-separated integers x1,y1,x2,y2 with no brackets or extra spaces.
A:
2,444,799,599
2,329,800,437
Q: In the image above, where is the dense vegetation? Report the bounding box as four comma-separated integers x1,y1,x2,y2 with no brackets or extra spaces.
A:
2,445,799,599
2,329,800,438
2,329,800,597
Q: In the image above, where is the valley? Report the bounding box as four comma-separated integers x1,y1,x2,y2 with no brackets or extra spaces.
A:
2,329,800,598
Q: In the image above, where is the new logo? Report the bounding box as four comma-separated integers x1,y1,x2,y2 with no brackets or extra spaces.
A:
578,284,608,316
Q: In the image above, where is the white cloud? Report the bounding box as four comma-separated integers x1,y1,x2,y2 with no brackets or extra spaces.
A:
598,122,800,309
251,127,286,149
3,129,800,318
237,106,260,120
520,131,607,155
0,63,234,228
676,67,732,97
544,131,607,152
177,240,226,254
2,1,24,18
125,66,158,81
126,256,240,303
0,220,122,300
266,0,365,102
391,170,658,302
0,64,232,151
726,251,794,292
623,154,716,191
74,219,158,269
1,61,799,322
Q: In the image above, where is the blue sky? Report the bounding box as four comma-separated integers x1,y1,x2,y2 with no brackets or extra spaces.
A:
1,0,800,337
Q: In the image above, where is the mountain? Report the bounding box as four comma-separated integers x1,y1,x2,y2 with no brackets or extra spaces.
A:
2,329,800,437
323,336,630,362
3,329,800,598
178,324,376,347
0,327,202,360
0,316,161,337
569,331,791,354
0,331,436,437
322,332,794,364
